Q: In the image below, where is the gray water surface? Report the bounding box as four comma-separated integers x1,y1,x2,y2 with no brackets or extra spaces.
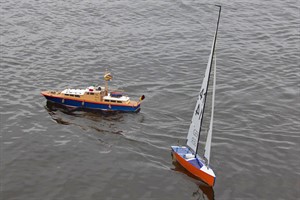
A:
1,0,299,199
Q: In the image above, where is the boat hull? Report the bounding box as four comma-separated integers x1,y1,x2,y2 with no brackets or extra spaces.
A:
42,93,141,112
171,146,216,187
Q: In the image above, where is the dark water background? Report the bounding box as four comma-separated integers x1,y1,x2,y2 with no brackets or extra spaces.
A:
1,0,299,199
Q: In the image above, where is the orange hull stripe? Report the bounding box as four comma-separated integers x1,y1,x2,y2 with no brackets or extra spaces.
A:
173,152,215,186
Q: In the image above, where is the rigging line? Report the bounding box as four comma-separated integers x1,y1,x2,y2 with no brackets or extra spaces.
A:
205,51,217,167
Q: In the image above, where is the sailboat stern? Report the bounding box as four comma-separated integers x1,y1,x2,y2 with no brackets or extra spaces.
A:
171,146,216,186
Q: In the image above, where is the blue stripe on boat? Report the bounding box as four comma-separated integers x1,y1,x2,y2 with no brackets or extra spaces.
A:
45,96,140,112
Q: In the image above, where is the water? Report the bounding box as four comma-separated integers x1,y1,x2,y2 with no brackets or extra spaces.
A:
1,0,299,199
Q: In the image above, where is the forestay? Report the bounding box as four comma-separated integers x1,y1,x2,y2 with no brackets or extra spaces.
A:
204,54,216,166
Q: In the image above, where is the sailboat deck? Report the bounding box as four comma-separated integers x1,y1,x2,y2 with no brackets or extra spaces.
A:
171,146,204,169
189,158,204,169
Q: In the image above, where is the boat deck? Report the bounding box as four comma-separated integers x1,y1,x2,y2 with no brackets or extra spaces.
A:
171,146,204,169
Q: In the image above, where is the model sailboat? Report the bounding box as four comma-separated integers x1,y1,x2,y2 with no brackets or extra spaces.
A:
171,6,221,187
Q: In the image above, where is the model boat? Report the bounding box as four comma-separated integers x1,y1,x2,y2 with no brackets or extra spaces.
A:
41,71,145,112
171,5,221,187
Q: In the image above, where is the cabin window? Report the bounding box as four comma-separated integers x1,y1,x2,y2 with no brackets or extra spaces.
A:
70,94,74,97
117,101,122,103
110,100,116,103
89,93,94,95
75,95,80,98
104,100,109,102
65,94,70,96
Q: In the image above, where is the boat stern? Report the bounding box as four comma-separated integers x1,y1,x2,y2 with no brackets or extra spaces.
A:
41,90,66,105
41,90,61,97
171,146,216,187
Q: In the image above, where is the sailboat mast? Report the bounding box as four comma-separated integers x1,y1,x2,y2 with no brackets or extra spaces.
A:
194,5,221,156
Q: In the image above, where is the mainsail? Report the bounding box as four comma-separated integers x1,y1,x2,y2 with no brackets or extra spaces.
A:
186,52,213,153
186,6,221,156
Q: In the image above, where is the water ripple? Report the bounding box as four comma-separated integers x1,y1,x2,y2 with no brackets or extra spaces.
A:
1,1,299,199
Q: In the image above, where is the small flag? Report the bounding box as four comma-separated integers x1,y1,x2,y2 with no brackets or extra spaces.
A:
139,95,145,101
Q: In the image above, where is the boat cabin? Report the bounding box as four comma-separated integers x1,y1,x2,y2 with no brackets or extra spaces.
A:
103,94,130,104
59,86,130,104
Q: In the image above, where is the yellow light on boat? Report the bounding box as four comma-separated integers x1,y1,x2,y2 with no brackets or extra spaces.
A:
104,72,112,81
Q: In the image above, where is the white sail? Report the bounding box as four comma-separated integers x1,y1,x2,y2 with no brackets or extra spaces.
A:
186,51,214,153
204,54,216,166
186,5,221,155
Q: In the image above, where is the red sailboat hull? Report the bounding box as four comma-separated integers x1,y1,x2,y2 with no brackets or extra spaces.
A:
171,146,215,187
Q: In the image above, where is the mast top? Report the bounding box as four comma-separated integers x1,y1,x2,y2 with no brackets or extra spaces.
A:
103,70,112,95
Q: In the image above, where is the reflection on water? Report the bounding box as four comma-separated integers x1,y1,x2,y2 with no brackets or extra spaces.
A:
171,159,215,200
45,100,124,118
45,100,125,132
45,101,125,116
